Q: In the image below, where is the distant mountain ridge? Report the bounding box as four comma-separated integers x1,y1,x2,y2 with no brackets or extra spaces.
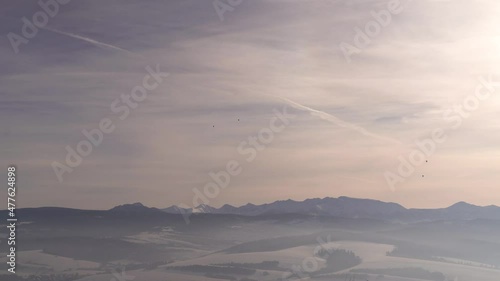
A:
109,202,165,216
162,197,500,222
5,197,499,223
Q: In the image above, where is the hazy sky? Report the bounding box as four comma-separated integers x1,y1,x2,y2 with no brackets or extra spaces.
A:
2,0,500,209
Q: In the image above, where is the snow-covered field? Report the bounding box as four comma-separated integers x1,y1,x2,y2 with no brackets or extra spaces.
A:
0,250,100,275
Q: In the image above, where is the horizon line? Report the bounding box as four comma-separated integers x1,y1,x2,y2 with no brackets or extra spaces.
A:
5,196,498,211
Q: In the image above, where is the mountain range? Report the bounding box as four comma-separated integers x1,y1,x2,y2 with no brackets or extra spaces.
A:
8,197,499,223
161,196,500,222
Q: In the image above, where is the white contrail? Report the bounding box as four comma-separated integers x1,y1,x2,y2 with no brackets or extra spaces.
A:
42,27,134,55
276,96,402,145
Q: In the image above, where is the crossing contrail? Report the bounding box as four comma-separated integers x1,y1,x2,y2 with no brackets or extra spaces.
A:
42,27,135,55
276,96,402,145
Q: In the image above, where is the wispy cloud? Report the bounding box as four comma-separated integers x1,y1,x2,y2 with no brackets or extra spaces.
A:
42,27,135,55
276,96,402,145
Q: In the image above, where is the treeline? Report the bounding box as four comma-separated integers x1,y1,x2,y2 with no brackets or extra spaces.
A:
351,267,446,281
388,243,500,268
170,262,279,281
0,273,84,281
213,261,281,270
171,264,256,275
40,237,167,263
103,260,170,271
224,234,319,254
313,249,362,275
388,245,438,260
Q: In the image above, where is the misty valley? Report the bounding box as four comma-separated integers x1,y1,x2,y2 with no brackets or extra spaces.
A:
1,197,499,281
